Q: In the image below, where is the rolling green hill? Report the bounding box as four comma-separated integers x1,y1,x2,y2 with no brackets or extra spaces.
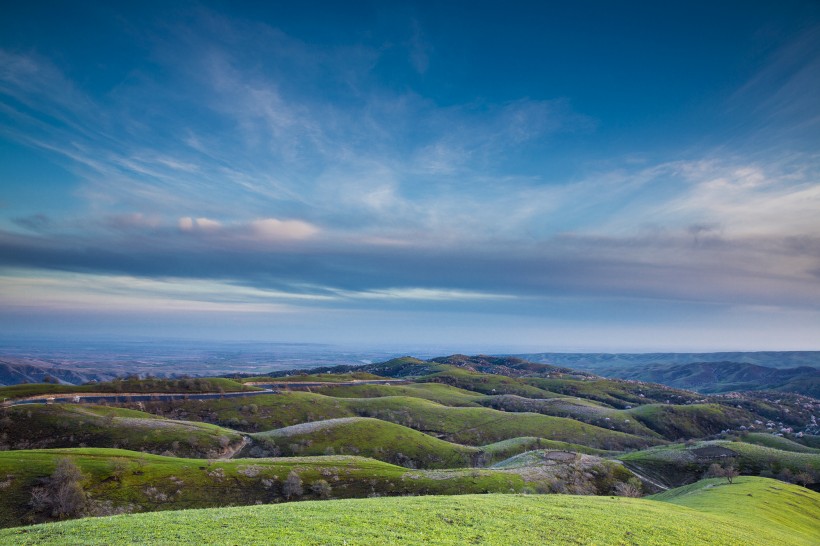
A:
0,447,638,528
0,404,244,458
315,382,484,406
1,478,816,545
0,448,528,528
251,417,480,467
739,432,820,453
0,378,259,400
249,417,607,468
620,440,820,487
626,403,756,440
130,392,657,450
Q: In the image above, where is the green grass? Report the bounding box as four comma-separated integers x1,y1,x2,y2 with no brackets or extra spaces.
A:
249,418,610,468
523,377,700,408
626,404,755,440
0,404,244,458
316,382,484,406
479,395,661,438
340,395,655,450
719,441,820,474
620,440,820,487
364,357,450,377
420,368,562,398
481,437,611,458
251,417,480,467
131,392,357,431
649,477,820,545
2,478,816,545
129,392,655,450
0,448,530,528
739,432,820,454
0,378,259,400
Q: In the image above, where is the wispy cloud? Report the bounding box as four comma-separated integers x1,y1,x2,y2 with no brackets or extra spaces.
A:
1,6,819,348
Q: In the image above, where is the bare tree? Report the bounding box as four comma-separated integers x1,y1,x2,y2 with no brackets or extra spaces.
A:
707,460,739,484
614,478,643,498
283,471,303,500
794,472,813,487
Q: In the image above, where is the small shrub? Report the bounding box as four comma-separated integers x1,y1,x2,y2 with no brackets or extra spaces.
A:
310,479,332,499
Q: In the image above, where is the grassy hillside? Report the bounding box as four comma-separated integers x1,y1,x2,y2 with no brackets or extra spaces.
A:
421,368,562,398
620,440,820,487
0,404,244,458
0,448,528,528
522,377,700,408
626,403,755,440
250,417,481,467
649,477,819,545
316,382,484,406
249,417,607,468
739,432,820,454
128,392,656,450
131,392,356,431
342,395,655,449
2,478,816,545
0,377,259,400
479,395,661,437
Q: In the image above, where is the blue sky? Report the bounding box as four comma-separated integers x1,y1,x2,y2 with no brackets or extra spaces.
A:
1,1,819,352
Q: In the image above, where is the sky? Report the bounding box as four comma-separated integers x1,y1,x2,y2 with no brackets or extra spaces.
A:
1,1,819,352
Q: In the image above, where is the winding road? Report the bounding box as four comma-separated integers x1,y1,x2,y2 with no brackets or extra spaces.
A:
1,379,409,407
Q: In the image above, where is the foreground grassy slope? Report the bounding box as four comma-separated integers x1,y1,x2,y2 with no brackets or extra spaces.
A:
0,448,526,528
650,477,820,545
3,478,817,545
0,404,244,458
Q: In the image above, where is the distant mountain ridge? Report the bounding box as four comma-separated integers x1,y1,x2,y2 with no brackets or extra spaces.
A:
513,351,820,371
429,354,593,378
0,358,116,386
592,361,820,398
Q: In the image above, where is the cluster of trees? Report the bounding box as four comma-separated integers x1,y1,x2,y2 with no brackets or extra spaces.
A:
29,458,86,519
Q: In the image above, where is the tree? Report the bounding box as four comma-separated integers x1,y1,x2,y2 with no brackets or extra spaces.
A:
283,471,303,500
723,465,739,484
707,460,739,484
